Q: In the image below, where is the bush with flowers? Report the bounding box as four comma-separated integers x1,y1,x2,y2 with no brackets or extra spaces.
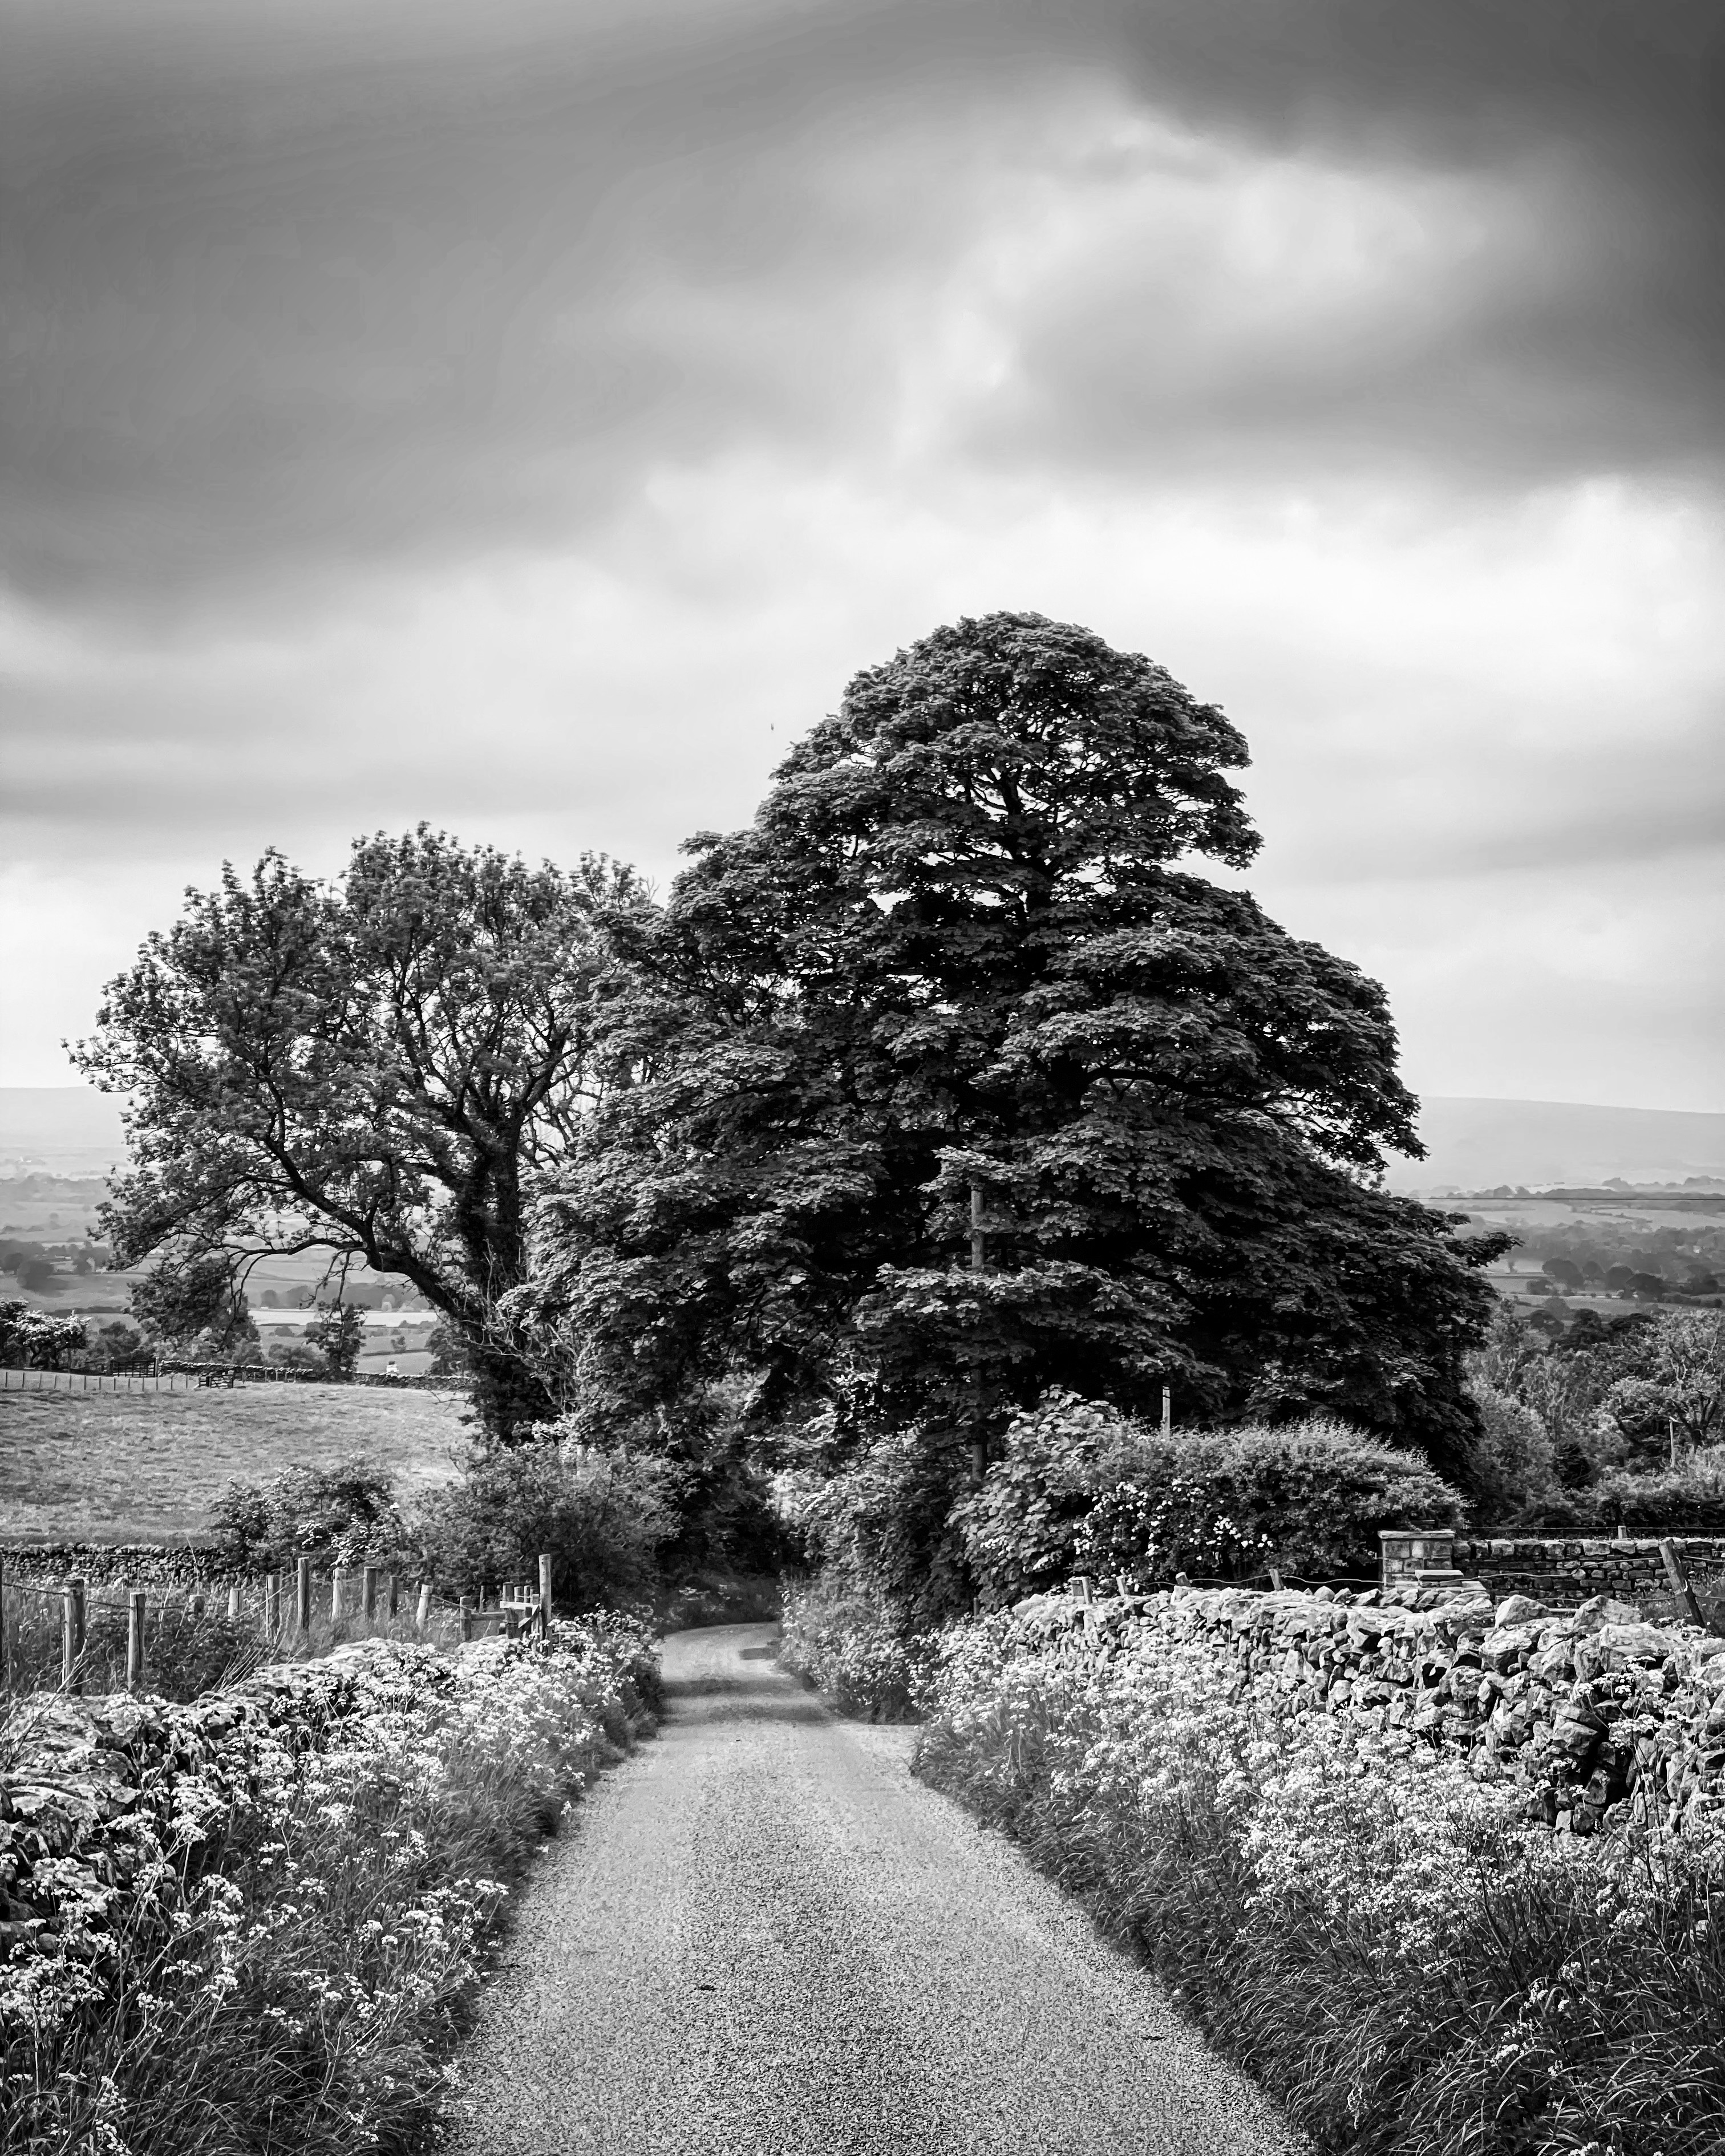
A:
1,1612,658,2156
913,1595,1725,2156
952,1395,1465,1610
1072,1475,1274,1590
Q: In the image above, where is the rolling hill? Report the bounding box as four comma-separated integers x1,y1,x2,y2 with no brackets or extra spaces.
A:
5,1085,1722,1201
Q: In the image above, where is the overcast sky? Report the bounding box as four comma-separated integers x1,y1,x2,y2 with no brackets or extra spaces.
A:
2,0,1721,1112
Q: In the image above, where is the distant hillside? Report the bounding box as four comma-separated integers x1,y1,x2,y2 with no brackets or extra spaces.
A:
1386,1098,1725,1195
0,1087,129,1176
6,1085,1723,1201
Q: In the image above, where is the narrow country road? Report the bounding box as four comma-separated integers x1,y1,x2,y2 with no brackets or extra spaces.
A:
444,1623,1302,2156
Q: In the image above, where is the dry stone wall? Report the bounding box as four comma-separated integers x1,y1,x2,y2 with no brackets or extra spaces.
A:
1078,1580,1725,1837
2,1542,232,1594
1455,1535,1725,1606
0,1641,424,1959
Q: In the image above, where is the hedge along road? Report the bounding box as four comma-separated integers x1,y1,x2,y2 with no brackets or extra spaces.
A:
444,1622,1303,2156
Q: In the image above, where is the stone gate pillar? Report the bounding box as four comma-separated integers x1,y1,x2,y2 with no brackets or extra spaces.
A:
1379,1528,1466,1598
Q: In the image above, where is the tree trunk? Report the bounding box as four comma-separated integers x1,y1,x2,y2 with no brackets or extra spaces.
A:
467,1340,559,1444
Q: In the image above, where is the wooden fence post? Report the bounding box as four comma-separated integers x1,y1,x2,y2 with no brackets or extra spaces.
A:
127,1591,146,1693
361,1565,379,1620
458,1596,473,1644
331,1567,349,1622
415,1580,432,1630
0,1552,7,1692
227,1582,241,1622
63,1576,87,1692
296,1556,313,1634
386,1571,399,1620
1659,1538,1710,1631
264,1571,280,1636
538,1553,553,1637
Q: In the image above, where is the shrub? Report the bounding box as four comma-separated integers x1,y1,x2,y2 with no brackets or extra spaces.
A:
1464,1379,1560,1523
959,1401,1464,1603
1592,1452,1725,1534
1074,1475,1274,1590
792,1425,976,1627
951,1391,1157,1607
914,1606,1725,2156
1184,1419,1466,1578
416,1430,674,1614
1519,1455,1725,1535
212,1459,412,1571
267,1340,324,1372
777,1574,929,1719
0,1297,87,1370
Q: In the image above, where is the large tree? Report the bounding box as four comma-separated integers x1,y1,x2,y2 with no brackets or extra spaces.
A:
75,827,645,1437
532,613,1504,1486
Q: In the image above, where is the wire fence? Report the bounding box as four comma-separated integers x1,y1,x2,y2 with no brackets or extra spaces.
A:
0,1553,556,1704
0,1367,200,1393
0,1363,472,1393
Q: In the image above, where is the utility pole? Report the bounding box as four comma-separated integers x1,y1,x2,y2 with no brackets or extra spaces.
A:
969,1182,989,1486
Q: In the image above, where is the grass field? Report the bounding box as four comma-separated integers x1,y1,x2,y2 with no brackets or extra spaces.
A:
0,1381,469,1543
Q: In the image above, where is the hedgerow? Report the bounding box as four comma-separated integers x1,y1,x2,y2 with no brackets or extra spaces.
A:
953,1395,1466,1607
913,1599,1725,2156
1,1614,658,2156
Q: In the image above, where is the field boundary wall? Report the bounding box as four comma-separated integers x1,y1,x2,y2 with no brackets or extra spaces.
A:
1387,1525,1725,1605
1458,1534,1725,1603
1043,1579,1725,1837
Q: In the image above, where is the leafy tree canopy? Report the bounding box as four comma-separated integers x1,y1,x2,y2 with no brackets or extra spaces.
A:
0,1299,88,1371
74,827,645,1438
1601,1308,1725,1458
128,1250,259,1359
532,613,1504,1486
304,1301,366,1381
212,1461,410,1570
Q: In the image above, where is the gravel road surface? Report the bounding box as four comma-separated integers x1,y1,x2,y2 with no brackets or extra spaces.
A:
444,1623,1302,2156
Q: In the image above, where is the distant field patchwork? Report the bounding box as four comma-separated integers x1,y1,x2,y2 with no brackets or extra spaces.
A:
0,1383,469,1543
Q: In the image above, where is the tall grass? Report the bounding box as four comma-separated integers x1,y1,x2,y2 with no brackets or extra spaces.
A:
1,1580,507,1713
2,1616,658,2156
913,1611,1725,2156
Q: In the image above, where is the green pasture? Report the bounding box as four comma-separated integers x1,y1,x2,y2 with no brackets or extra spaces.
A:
0,1381,468,1543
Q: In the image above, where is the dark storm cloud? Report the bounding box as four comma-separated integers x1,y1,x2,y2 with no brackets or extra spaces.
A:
991,1,1725,481
1,0,962,609
3,0,1720,616
1094,0,1723,168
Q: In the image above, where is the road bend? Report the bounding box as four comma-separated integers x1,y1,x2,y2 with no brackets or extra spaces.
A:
444,1622,1303,2156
